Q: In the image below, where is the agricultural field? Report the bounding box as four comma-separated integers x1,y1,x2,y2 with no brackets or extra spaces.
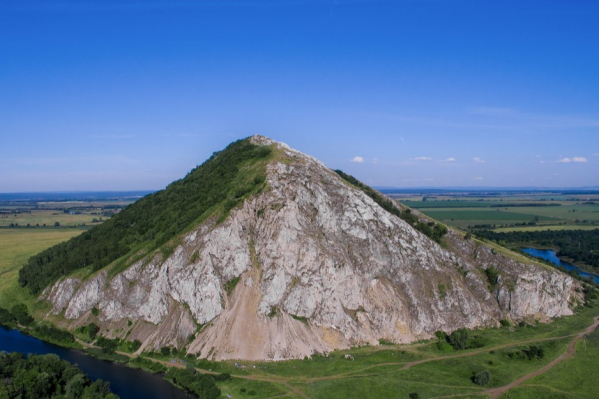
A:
395,190,599,232
0,228,84,309
0,209,105,227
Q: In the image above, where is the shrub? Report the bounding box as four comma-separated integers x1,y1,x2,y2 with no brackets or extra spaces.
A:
11,303,34,326
500,318,511,327
484,265,499,291
129,339,142,352
523,345,545,360
449,328,469,350
160,346,172,356
88,323,100,340
91,307,100,317
0,307,16,326
473,370,491,386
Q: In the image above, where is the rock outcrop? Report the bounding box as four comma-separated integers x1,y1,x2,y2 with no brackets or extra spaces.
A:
42,136,582,360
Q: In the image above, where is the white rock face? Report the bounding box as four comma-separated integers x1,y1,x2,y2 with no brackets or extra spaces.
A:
46,135,582,360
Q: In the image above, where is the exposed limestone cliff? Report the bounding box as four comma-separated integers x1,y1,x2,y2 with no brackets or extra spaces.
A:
42,136,582,360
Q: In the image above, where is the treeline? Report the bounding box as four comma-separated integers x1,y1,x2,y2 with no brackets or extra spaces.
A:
474,229,599,269
19,139,272,294
0,352,118,399
488,203,560,207
334,170,448,244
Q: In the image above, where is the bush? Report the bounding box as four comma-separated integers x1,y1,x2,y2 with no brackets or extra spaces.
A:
0,307,16,326
449,328,470,350
473,370,491,386
91,307,100,317
160,346,172,356
523,345,545,360
129,339,142,352
95,336,120,354
88,323,100,340
500,318,511,327
484,265,499,291
11,303,34,326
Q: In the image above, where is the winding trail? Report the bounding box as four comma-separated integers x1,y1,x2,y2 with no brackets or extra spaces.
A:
483,316,599,399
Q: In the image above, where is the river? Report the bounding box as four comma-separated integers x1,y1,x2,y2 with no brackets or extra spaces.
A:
521,247,599,284
0,326,188,399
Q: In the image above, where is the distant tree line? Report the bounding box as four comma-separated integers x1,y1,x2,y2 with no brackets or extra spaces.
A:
0,352,118,399
474,229,599,269
334,170,448,244
19,139,272,294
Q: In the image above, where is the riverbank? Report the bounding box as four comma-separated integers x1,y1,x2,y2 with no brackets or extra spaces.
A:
520,247,599,284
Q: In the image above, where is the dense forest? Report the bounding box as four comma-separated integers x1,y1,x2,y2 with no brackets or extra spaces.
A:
334,170,448,244
19,139,272,294
474,229,599,269
0,352,118,399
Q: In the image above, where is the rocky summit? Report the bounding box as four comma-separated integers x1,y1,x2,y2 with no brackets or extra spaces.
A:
38,136,580,360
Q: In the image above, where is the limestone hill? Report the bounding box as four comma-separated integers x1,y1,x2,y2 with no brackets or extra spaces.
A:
30,136,580,360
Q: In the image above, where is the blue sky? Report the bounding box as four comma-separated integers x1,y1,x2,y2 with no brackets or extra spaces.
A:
1,0,598,191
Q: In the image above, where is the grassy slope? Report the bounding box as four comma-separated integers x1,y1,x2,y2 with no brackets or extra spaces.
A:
19,138,273,295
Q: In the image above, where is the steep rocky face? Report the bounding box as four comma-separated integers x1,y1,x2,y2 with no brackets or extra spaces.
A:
42,136,581,360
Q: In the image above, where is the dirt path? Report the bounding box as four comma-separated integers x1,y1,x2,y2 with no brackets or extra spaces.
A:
73,315,599,399
483,316,599,399
400,333,577,371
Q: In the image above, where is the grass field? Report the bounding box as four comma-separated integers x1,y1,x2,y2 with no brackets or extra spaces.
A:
0,228,84,309
0,209,105,227
401,196,599,232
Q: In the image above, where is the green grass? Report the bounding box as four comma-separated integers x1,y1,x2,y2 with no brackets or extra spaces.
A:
0,209,105,227
0,228,85,310
504,204,599,221
504,322,599,398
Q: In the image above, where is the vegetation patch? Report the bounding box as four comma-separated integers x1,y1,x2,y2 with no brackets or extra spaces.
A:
0,352,119,399
224,276,241,296
19,138,272,294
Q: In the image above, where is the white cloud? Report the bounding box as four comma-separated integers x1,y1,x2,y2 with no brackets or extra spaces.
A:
539,160,546,164
473,157,485,163
372,158,379,164
445,157,456,162
593,153,599,156
415,156,432,161
557,157,587,163
474,177,484,181
350,156,364,163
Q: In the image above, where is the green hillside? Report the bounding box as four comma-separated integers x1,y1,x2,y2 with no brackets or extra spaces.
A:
18,138,272,294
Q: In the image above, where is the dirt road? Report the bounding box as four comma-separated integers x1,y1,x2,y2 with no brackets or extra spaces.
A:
483,316,599,399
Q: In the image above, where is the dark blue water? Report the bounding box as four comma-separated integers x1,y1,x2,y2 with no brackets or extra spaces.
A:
0,326,187,399
521,248,599,284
